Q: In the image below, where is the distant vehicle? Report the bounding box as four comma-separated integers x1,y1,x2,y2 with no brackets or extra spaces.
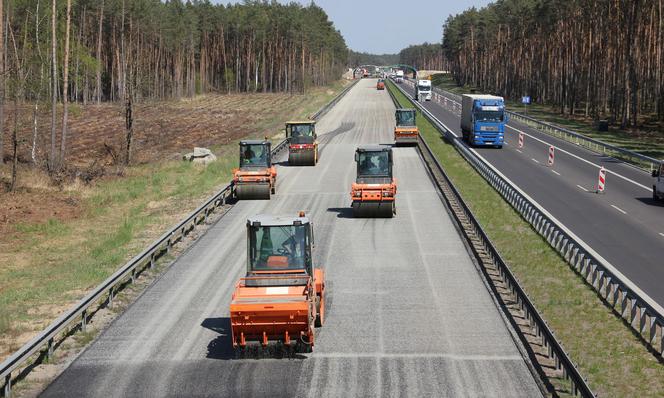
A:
460,94,507,148
653,163,664,201
395,70,404,83
415,79,432,101
377,79,385,90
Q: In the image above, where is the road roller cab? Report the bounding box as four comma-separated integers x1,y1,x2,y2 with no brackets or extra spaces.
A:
394,108,419,145
286,121,318,166
230,213,325,352
233,140,277,200
350,145,397,218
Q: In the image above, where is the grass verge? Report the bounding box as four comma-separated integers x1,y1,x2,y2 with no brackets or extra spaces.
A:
389,80,664,397
431,73,664,160
0,81,348,361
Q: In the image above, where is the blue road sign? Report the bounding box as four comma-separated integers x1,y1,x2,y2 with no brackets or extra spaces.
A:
522,96,531,105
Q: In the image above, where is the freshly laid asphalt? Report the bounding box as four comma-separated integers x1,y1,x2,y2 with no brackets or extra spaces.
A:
41,79,542,397
398,80,664,309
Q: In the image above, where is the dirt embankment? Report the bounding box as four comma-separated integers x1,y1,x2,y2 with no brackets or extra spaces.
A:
0,92,311,235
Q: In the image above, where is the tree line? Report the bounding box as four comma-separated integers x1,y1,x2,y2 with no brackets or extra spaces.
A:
347,50,398,67
0,0,348,177
398,43,446,71
442,0,663,128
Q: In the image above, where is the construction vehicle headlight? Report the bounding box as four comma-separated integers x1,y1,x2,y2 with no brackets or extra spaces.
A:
382,191,392,197
354,190,361,197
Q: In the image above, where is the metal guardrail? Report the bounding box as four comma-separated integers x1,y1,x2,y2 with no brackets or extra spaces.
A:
390,79,664,366
387,81,594,397
0,79,359,398
428,84,662,172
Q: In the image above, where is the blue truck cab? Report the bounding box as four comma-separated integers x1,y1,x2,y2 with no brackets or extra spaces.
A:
460,94,508,148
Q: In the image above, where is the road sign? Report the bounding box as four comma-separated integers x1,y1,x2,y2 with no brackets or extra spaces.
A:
521,96,531,105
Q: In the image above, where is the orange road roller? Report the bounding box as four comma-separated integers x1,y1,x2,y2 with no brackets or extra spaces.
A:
232,140,277,200
350,145,397,218
394,108,419,146
230,212,325,353
286,121,318,166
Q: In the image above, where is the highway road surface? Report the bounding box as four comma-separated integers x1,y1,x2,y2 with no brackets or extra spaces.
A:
42,79,542,397
399,80,664,309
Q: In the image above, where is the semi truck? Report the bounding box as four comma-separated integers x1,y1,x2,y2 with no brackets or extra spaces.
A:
395,70,404,83
460,94,507,148
653,163,664,201
415,79,432,101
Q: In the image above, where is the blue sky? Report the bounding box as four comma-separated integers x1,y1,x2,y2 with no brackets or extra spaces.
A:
212,1,494,54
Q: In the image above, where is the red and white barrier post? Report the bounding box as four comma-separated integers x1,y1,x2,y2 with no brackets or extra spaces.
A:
548,145,555,167
597,167,606,193
518,133,524,149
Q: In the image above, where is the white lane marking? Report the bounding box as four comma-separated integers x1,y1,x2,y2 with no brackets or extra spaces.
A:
506,125,651,192
577,185,589,192
659,233,664,238
516,149,523,153
552,170,561,176
611,205,627,214
431,91,652,193
531,158,540,164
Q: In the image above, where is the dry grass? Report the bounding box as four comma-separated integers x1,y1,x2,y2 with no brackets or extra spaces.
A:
0,81,348,362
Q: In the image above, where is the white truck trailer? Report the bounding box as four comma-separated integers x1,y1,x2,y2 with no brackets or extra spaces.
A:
415,79,432,101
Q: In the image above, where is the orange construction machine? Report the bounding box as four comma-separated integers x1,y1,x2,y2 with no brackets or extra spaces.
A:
230,213,325,353
286,121,318,166
376,79,385,90
350,145,397,218
394,108,419,145
232,140,277,200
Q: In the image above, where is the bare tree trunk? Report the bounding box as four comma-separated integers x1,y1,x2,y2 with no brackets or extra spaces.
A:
120,0,126,100
31,103,38,163
96,0,104,103
74,5,85,103
50,0,57,170
10,97,18,191
124,84,133,165
60,0,72,168
0,0,4,164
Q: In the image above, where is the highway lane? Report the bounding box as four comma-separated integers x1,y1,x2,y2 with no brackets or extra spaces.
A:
398,80,664,308
41,79,542,397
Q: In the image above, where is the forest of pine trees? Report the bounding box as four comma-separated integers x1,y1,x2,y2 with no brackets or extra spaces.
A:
347,50,398,67
442,0,663,128
0,0,348,172
398,43,446,71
